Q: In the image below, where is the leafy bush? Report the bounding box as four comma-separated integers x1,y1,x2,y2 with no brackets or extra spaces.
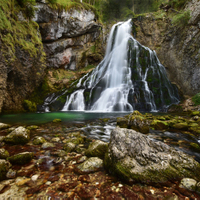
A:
192,93,200,106
172,10,190,28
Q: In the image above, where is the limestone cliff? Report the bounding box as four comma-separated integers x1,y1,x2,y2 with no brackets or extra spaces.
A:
0,1,103,113
132,0,200,96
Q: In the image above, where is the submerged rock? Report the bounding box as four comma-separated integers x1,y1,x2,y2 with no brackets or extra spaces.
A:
104,127,200,184
85,140,108,159
8,152,34,165
76,157,103,174
32,136,47,145
4,127,30,145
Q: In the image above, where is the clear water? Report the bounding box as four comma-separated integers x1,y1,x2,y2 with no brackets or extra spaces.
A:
0,111,130,125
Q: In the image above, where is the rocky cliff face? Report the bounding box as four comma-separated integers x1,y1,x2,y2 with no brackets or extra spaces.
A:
132,0,200,96
0,1,103,113
34,2,103,71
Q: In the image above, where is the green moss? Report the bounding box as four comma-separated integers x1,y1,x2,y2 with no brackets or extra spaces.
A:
172,10,190,28
192,93,200,106
0,0,46,66
53,118,62,123
23,100,37,112
7,152,34,165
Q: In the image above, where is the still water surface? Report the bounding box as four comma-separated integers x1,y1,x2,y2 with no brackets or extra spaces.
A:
0,111,130,125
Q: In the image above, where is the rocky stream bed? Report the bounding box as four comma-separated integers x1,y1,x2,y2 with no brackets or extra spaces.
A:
0,110,200,199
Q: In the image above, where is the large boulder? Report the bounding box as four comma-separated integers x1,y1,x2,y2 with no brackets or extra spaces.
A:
4,127,30,145
104,127,200,184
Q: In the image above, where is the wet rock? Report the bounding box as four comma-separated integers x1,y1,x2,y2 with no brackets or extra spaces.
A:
190,111,200,117
0,148,9,159
51,150,66,157
0,159,11,181
51,137,61,142
27,125,39,130
0,123,10,130
41,142,55,149
33,136,47,145
4,126,30,145
127,111,150,134
104,127,200,184
8,152,34,165
173,122,188,130
85,140,108,159
151,120,169,130
76,157,103,174
63,142,76,153
53,119,62,123
6,169,16,179
179,178,197,191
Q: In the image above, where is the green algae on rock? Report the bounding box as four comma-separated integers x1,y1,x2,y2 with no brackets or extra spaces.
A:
8,152,34,165
32,136,47,145
85,140,108,159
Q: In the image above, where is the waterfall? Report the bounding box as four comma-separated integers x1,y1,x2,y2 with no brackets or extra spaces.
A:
44,19,179,113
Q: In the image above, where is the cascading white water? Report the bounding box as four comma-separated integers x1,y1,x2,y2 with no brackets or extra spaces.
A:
60,19,179,112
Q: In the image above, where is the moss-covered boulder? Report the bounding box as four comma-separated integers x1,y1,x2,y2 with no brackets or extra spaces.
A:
104,127,200,184
4,127,30,145
0,159,11,181
85,140,108,159
7,152,34,165
190,111,200,117
117,117,128,128
32,136,47,145
0,149,9,159
76,157,103,174
173,122,188,130
150,120,169,130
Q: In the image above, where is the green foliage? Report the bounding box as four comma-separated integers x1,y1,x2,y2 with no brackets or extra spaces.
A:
172,10,190,28
23,100,37,112
168,0,188,10
192,93,200,106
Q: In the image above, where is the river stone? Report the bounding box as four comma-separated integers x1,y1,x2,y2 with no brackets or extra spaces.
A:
42,142,55,149
0,148,9,159
179,178,197,191
33,136,47,145
76,157,103,174
4,126,30,145
63,142,76,153
0,123,10,130
104,127,200,184
85,140,108,159
8,152,34,165
0,159,11,181
173,122,188,130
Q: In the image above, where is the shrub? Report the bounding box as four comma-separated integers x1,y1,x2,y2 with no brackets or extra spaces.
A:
192,93,200,106
172,10,190,28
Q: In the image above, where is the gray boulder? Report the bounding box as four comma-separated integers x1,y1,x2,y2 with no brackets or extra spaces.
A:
4,127,30,145
104,127,200,183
